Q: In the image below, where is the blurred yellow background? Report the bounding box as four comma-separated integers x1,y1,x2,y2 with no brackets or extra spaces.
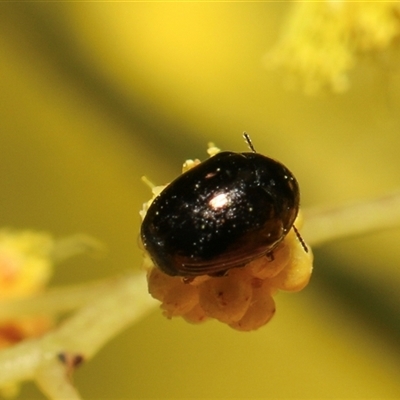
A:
1,2,400,399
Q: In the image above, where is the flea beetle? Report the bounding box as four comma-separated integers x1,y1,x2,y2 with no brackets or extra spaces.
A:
141,133,302,277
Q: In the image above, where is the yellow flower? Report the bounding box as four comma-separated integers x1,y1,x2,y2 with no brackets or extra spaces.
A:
0,231,54,348
146,217,312,331
267,2,400,93
0,231,53,299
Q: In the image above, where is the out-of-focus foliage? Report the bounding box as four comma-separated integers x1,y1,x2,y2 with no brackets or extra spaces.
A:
0,3,400,399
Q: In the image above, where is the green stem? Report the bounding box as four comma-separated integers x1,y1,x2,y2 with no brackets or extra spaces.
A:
302,191,400,246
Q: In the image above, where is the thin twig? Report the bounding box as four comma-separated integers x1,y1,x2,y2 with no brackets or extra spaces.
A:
0,274,157,388
51,234,105,264
302,191,400,247
36,358,83,400
0,278,123,321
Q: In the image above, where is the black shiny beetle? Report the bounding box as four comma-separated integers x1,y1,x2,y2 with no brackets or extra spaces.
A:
141,133,304,277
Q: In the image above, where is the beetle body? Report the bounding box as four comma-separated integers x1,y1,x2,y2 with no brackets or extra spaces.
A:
141,151,299,277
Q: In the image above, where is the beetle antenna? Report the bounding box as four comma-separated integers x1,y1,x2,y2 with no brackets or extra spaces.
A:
293,225,308,253
243,132,256,153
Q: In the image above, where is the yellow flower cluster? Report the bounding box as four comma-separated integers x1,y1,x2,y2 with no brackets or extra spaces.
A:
0,231,54,348
267,2,400,93
141,152,313,331
146,224,312,331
